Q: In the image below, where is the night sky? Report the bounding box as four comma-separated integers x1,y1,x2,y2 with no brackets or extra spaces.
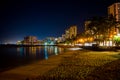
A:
0,0,117,43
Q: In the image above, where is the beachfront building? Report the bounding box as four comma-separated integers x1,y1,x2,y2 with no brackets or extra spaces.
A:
43,37,57,45
61,34,66,42
108,2,120,35
65,29,70,39
69,26,77,39
84,20,92,35
106,2,120,46
65,25,77,39
22,36,41,45
108,2,120,22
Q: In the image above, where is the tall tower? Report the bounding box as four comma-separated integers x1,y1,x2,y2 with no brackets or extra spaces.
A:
108,2,120,34
108,2,120,22
69,26,77,39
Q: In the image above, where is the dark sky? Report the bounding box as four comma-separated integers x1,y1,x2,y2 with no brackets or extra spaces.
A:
0,0,118,43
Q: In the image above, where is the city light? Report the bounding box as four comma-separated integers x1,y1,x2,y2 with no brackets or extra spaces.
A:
68,47,82,50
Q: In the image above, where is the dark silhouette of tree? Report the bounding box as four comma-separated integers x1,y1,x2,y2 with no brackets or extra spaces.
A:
86,15,117,46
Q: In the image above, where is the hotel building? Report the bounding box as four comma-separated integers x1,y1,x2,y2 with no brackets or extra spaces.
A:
22,36,41,45
108,2,120,21
65,25,77,39
84,21,92,35
108,2,120,34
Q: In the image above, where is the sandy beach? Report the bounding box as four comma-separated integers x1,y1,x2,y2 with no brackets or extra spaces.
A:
0,48,120,80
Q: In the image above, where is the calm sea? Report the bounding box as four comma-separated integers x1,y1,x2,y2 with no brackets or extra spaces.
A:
0,45,64,72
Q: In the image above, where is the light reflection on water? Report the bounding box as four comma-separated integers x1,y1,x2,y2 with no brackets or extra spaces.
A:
16,46,64,60
0,46,64,71
44,46,48,60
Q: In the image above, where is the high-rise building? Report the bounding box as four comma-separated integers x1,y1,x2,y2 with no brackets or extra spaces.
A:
69,26,77,39
84,21,91,34
62,34,66,42
65,29,70,39
65,25,77,39
108,2,120,34
43,37,57,45
108,2,120,21
22,36,41,45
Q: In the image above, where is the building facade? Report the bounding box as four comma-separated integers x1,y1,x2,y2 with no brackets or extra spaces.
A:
22,36,41,45
108,2,120,35
108,2,120,21
43,37,57,45
65,25,77,39
84,21,92,34
65,29,70,39
61,34,66,42
69,26,77,39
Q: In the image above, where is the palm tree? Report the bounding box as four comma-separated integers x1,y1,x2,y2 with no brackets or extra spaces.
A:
106,14,117,46
87,16,104,45
87,15,117,46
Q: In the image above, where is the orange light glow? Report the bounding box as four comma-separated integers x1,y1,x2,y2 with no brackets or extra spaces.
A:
79,39,84,43
110,35,113,38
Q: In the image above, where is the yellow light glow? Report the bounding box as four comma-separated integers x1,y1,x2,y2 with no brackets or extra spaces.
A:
110,35,113,38
114,32,117,34
84,39,87,41
78,39,84,43
90,37,93,41
87,38,90,40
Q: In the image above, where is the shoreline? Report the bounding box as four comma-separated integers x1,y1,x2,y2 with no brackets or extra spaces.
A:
0,45,80,73
0,49,120,80
0,49,75,80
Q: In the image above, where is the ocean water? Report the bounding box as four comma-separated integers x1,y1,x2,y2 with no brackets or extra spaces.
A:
0,45,64,72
